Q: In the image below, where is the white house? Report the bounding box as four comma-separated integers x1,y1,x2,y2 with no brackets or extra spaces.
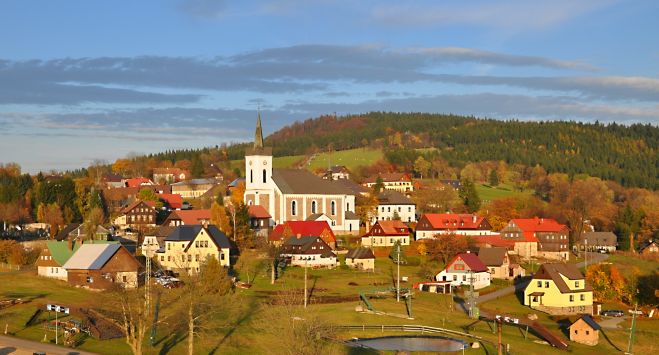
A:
435,252,491,290
416,213,494,240
280,236,337,268
372,190,416,224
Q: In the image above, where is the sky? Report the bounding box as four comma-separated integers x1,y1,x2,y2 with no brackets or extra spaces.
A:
0,0,657,173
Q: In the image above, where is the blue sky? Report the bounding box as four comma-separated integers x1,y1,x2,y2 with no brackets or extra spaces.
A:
0,0,657,173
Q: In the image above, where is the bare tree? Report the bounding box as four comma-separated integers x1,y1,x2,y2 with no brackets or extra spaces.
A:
116,288,149,355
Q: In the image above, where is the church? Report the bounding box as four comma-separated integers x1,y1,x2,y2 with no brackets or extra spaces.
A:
243,114,360,235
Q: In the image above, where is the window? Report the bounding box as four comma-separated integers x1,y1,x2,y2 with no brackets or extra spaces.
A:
263,169,267,183
462,275,467,281
221,253,225,260
453,275,457,281
195,241,199,247
122,276,127,283
250,169,253,183
387,207,391,212
188,255,192,262
408,207,411,212
537,281,542,287
311,201,317,214
86,276,93,283
161,256,164,261
580,294,585,301
586,330,590,335
545,281,550,288
331,201,336,216
291,201,297,216
574,330,578,335
532,296,538,302
575,281,580,288
195,255,199,261
569,295,574,302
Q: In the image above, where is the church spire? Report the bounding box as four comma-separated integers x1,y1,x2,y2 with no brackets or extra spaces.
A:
254,111,264,149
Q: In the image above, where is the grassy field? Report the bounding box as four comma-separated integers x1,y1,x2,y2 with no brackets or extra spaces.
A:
2,252,657,354
229,148,382,174
476,183,533,202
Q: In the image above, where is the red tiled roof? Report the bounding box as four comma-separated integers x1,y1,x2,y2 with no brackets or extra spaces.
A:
269,221,336,244
125,178,153,188
471,234,516,248
422,213,486,230
364,172,412,184
158,193,183,209
363,220,409,238
511,218,568,233
167,210,211,225
445,252,488,273
248,205,271,219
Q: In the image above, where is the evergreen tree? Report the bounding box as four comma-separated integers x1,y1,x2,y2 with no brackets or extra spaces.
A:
191,156,204,178
389,240,406,264
459,179,481,213
373,176,385,193
488,169,499,187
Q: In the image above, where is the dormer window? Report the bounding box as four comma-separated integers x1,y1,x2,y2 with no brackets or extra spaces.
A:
575,281,580,288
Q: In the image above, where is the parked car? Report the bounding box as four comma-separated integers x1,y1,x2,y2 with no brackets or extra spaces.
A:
598,248,609,254
601,310,624,317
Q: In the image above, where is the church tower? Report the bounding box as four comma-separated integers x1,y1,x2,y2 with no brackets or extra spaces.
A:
244,112,273,212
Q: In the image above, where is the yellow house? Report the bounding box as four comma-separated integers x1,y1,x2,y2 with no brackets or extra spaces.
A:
156,225,231,274
524,263,593,315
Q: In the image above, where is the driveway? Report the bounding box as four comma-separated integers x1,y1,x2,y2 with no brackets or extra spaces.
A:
599,316,628,329
0,335,98,355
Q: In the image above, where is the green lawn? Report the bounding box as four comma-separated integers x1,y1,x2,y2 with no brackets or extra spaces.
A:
2,252,657,354
229,148,382,174
476,183,533,202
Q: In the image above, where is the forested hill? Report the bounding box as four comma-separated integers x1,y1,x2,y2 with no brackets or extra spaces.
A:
224,112,658,189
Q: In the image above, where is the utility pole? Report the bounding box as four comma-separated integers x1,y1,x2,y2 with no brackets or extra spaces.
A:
468,270,475,318
584,238,588,271
55,309,58,345
627,303,638,354
497,318,503,355
396,242,401,302
304,260,308,309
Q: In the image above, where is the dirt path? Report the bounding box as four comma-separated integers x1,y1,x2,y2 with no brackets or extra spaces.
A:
0,334,98,355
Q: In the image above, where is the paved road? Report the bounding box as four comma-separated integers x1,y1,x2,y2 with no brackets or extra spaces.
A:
0,335,98,355
599,316,628,329
474,252,610,305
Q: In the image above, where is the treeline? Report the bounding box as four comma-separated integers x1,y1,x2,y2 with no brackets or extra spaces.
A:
264,113,658,189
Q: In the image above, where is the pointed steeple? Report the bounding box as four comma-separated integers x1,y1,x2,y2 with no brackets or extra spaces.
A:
254,111,264,149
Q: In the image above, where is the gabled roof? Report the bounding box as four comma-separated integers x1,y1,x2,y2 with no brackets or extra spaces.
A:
579,231,616,246
165,225,231,249
572,315,601,330
63,244,121,270
532,263,592,293
55,223,81,241
477,247,508,266
371,220,409,235
46,240,118,266
328,165,349,174
420,213,487,230
638,239,657,252
120,200,156,214
377,190,414,205
364,172,411,184
271,169,352,195
102,172,123,182
510,218,567,233
345,247,375,259
445,253,488,273
165,209,211,225
269,220,336,244
282,236,334,256
158,193,183,209
248,205,271,219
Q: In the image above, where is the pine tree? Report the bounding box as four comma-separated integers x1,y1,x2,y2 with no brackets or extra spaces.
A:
459,179,481,213
488,169,499,187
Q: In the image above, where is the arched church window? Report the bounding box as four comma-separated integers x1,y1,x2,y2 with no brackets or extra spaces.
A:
331,201,336,216
292,200,297,216
250,169,253,183
311,200,317,214
262,169,267,183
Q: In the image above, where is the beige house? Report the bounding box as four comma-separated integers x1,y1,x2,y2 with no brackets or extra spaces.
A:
156,225,231,274
523,263,593,315
569,315,600,346
345,248,375,271
171,178,219,199
478,247,525,280
243,114,358,235
363,173,414,193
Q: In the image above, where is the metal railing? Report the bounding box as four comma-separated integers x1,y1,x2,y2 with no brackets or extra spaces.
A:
336,324,484,341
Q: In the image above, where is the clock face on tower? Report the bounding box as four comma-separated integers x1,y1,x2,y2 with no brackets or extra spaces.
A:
263,160,267,165
249,160,252,166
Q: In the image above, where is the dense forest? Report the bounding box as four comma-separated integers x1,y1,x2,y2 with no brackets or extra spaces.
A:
245,113,657,189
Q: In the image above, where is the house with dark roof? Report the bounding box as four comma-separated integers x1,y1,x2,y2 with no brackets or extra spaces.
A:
639,239,658,255
361,220,410,247
478,247,525,280
502,218,570,261
113,200,157,229
269,220,337,249
243,113,359,235
157,225,231,273
523,263,593,315
322,165,350,181
416,213,494,240
373,190,416,223
345,247,375,271
153,168,190,184
280,236,337,268
35,239,119,280
363,172,413,193
569,315,601,346
162,209,211,227
54,224,111,241
434,252,491,290
578,232,617,252
63,244,140,290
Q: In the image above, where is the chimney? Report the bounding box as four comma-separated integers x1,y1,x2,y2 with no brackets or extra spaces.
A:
296,233,302,239
540,218,544,224
472,215,477,224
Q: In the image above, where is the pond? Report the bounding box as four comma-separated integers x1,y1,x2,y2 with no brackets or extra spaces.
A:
346,335,469,352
